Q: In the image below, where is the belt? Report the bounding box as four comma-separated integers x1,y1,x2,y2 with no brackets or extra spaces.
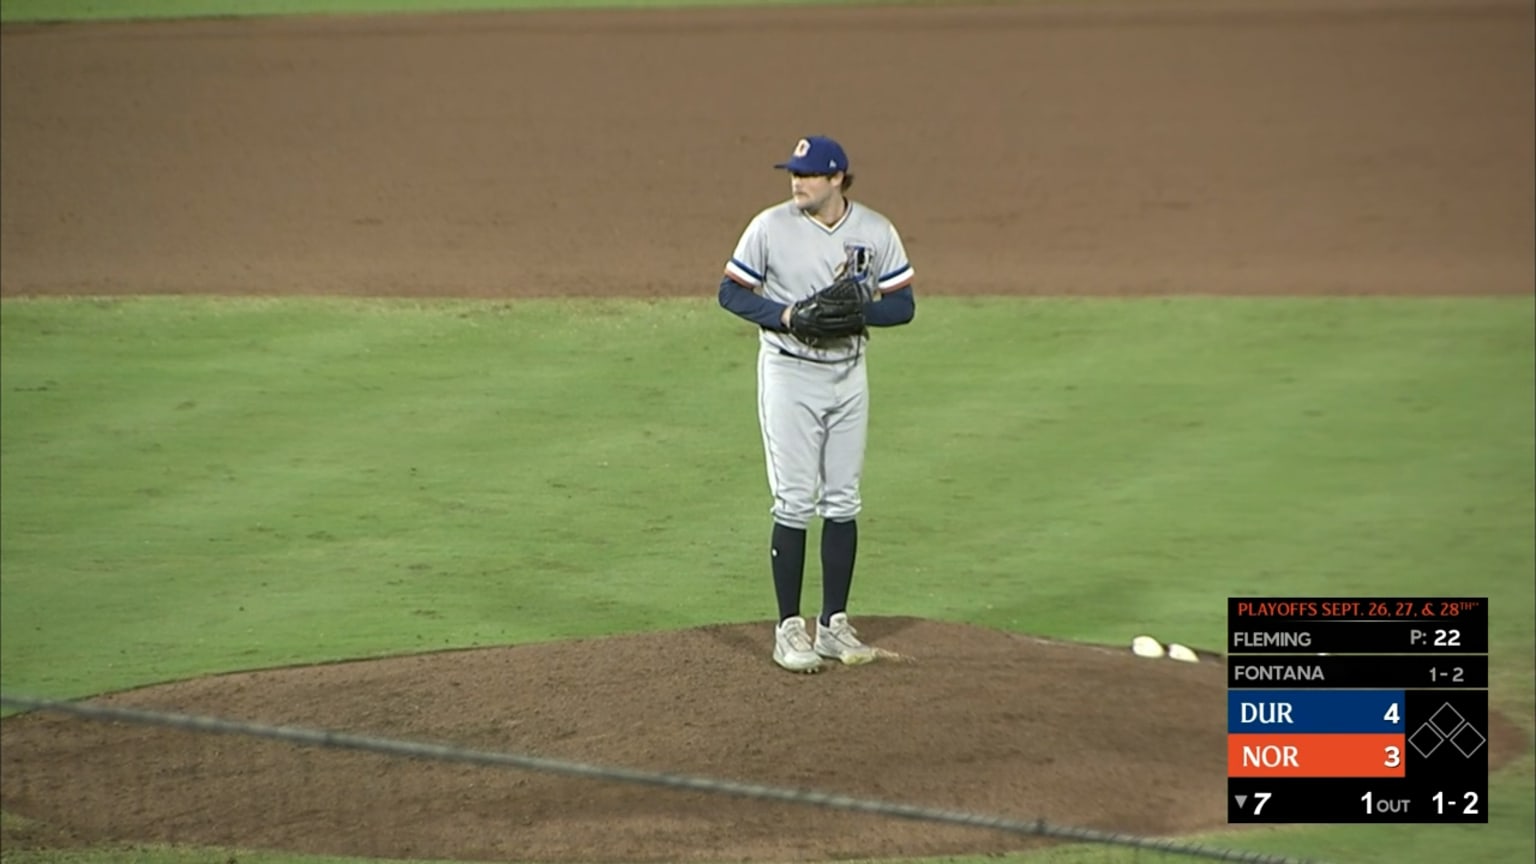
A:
778,347,859,364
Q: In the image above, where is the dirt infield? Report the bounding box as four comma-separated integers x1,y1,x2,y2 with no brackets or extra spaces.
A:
1,0,1532,300
1,620,1521,862
1,0,1533,861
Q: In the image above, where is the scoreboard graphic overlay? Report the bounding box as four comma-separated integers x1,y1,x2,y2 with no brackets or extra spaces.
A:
1227,597,1488,823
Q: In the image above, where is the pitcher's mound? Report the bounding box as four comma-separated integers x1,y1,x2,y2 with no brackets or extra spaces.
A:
0,617,1520,862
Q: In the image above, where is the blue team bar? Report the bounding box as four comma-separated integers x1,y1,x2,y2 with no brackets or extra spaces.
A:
1228,689,1407,733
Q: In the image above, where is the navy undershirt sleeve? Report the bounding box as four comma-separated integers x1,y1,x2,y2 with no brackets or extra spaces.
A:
719,277,914,331
865,285,915,327
719,276,789,331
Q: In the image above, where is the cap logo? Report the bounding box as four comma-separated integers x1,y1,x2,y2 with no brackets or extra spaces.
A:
793,138,811,157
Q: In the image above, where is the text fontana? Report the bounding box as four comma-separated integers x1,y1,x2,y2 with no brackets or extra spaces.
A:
1232,664,1326,682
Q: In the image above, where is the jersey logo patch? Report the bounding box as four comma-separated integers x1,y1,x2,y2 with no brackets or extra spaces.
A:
841,243,873,282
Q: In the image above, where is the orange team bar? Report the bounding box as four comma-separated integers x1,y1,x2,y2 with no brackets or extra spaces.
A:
1227,734,1407,778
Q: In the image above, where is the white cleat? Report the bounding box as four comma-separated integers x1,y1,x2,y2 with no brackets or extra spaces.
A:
773,616,825,674
814,612,878,666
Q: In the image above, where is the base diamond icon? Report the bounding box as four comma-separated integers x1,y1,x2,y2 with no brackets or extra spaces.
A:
1412,702,1485,760
1452,723,1487,757
1428,702,1466,738
1409,722,1445,757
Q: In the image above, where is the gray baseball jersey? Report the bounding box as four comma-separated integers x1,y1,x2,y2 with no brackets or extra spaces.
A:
725,200,915,362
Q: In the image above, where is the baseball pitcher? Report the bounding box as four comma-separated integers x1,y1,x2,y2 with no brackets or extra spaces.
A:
717,135,917,673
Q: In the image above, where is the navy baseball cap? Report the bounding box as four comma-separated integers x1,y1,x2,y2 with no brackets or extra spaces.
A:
774,136,849,175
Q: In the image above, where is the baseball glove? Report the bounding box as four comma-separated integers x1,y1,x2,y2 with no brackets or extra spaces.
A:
787,274,870,346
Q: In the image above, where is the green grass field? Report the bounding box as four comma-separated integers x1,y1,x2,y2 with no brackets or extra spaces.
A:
2,295,1533,864
3,2,1534,864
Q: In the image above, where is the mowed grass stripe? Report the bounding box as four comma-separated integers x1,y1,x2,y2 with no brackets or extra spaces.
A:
3,295,1530,693
863,299,1533,644
1,298,765,690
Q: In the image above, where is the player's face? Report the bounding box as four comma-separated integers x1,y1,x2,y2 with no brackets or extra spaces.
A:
790,172,841,213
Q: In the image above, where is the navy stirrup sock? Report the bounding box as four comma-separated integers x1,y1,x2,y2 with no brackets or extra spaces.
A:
820,518,858,626
771,523,808,622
